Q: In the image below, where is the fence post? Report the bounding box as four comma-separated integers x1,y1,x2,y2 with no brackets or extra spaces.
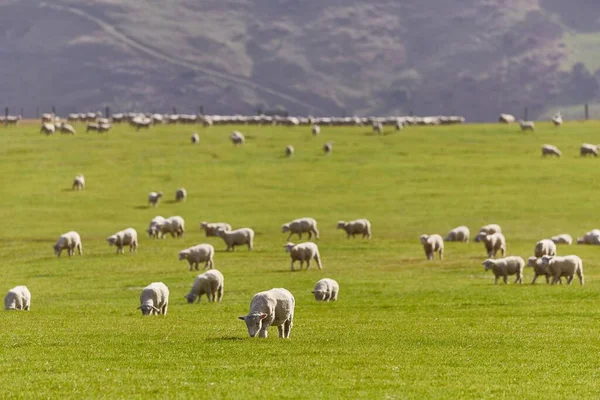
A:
172,107,177,115
105,106,110,119
52,106,56,117
585,104,589,120
199,105,204,116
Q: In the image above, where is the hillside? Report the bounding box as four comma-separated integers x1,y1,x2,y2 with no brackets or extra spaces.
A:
1,0,600,120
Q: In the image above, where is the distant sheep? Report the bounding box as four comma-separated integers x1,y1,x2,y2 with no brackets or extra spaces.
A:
474,224,502,242
580,144,598,157
107,228,138,254
40,123,55,135
285,145,294,157
217,227,254,251
148,191,163,207
483,256,524,284
519,120,535,131
419,234,444,260
4,286,31,311
72,174,85,191
323,141,333,155
179,244,215,271
238,288,295,338
541,144,561,157
477,232,506,258
577,229,600,245
395,119,403,131
138,282,169,315
191,132,199,144
551,234,573,245
312,124,320,135
498,114,516,123
60,124,76,135
230,131,245,145
184,269,224,303
312,278,338,301
53,231,83,257
534,239,557,258
337,219,371,239
541,255,584,285
373,122,383,134
159,216,185,238
284,242,323,270
551,112,563,127
445,226,470,243
527,257,557,284
86,123,99,132
175,188,187,202
147,216,166,239
200,222,232,237
282,217,319,241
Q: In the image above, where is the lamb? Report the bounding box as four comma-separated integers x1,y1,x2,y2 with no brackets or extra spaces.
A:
179,244,215,271
148,191,163,207
337,219,371,239
419,234,444,260
551,112,563,127
474,224,502,242
483,256,524,284
40,123,55,135
107,228,138,254
577,229,600,245
4,286,31,311
200,222,232,237
527,257,556,284
541,144,561,157
541,255,584,285
72,174,85,191
534,239,557,257
312,124,320,135
284,242,323,270
373,122,383,134
147,216,166,238
53,231,83,257
445,226,470,243
580,144,598,157
159,216,185,238
285,145,294,157
477,232,506,258
551,234,573,245
282,217,320,241
312,278,338,301
238,288,295,338
138,282,169,315
60,123,76,135
191,132,199,144
230,131,245,145
498,114,516,123
323,141,333,155
519,120,535,131
216,227,254,251
175,188,187,202
184,269,224,303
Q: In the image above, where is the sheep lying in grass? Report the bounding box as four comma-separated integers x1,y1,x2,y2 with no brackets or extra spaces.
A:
238,288,295,338
284,242,323,271
159,216,185,238
179,244,215,271
217,227,254,251
483,256,524,284
312,278,338,301
534,239,556,258
476,232,506,258
138,282,169,315
107,228,138,254
184,269,224,303
200,222,231,237
4,286,31,311
445,226,470,243
175,188,187,202
53,231,83,257
147,216,166,238
285,145,294,157
551,234,572,245
541,255,584,285
72,174,85,191
541,144,561,157
419,234,444,260
474,224,502,242
282,217,320,241
577,229,600,245
527,257,561,284
148,191,163,207
337,219,371,239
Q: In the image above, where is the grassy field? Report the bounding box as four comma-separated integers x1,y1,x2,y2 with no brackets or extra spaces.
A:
1,120,600,399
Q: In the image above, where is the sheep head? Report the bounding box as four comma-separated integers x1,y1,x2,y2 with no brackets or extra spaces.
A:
526,257,538,267
106,236,117,246
284,242,295,253
238,312,268,337
178,251,189,261
482,259,495,271
419,234,429,245
281,224,290,233
336,221,347,230
541,255,554,266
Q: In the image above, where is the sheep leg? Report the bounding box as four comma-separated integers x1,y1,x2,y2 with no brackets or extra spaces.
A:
162,304,168,316
439,249,443,260
189,262,193,272
283,319,292,338
306,259,311,270
277,325,284,338
287,233,293,241
515,274,522,284
290,260,295,271
494,275,498,285
217,286,223,302
578,271,584,285
258,327,268,338
332,291,338,301
566,275,574,285
531,274,538,284
77,244,82,255
551,276,560,285
503,274,508,284
195,262,199,271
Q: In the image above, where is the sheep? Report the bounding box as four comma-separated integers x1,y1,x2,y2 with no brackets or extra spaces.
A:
337,219,371,239
482,256,524,284
138,282,169,315
323,141,333,155
373,122,383,134
527,257,558,284
541,144,561,157
312,278,338,301
4,286,31,311
146,216,165,239
53,231,83,257
184,269,224,303
395,119,404,131
498,114,516,123
541,255,584,285
284,242,323,270
285,145,294,157
445,226,470,243
577,229,600,245
519,120,535,131
238,288,295,338
40,123,55,135
419,234,444,260
580,144,598,157
477,232,506,258
534,239,557,258
86,123,99,132
107,228,138,254
551,112,563,127
474,224,502,242
312,124,320,135
191,132,199,144
281,217,320,241
72,174,85,191
148,191,163,207
159,216,185,238
175,188,187,202
179,244,215,271
60,123,76,135
551,234,573,245
98,123,112,133
200,222,232,237
216,227,254,251
230,131,245,145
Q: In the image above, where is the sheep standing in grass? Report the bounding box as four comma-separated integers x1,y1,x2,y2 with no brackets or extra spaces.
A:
395,120,403,131
541,255,584,285
40,123,55,135
312,124,320,135
337,219,371,239
230,131,245,145
580,144,598,157
179,244,215,271
200,222,231,237
159,216,185,238
282,217,320,240
551,234,573,245
483,257,524,284
519,120,535,131
445,226,470,243
419,234,444,260
60,124,76,135
284,242,323,270
86,123,99,132
285,145,294,157
527,257,559,284
138,282,169,315
373,122,383,134
107,228,138,254
148,191,163,207
577,229,600,245
499,114,516,123
551,112,563,127
175,188,187,202
184,269,224,303
53,231,83,257
238,288,295,338
477,232,506,258
147,216,166,239
323,142,333,155
312,278,338,301
534,239,557,258
474,224,502,242
4,286,31,311
217,227,254,251
541,145,561,157
191,132,199,144
72,174,85,191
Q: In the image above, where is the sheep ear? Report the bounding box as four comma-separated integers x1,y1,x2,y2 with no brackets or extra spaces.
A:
238,316,246,321
259,313,268,320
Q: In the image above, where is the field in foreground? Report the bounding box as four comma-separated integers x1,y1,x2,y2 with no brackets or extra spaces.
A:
1,121,600,399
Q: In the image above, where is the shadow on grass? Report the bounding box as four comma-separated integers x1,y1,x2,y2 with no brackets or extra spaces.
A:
133,205,150,210
205,336,245,342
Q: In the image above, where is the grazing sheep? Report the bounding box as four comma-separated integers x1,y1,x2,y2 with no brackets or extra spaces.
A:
72,174,85,191
238,288,295,338
580,144,598,157
477,232,506,258
395,120,404,131
483,256,524,284
551,234,573,245
159,216,185,238
285,145,294,157
217,227,254,251
175,188,187,202
4,286,31,311
230,131,245,145
282,217,320,241
577,229,600,245
519,120,535,131
200,222,232,237
60,123,76,135
527,257,557,284
148,191,163,207
498,114,516,123
147,216,166,239
373,122,383,134
419,234,444,260
138,282,169,316
534,239,557,258
53,231,83,257
323,141,333,155
98,123,112,133
312,278,338,301
337,219,371,239
551,112,563,127
178,244,215,271
312,124,320,135
541,144,561,157
107,228,138,254
86,123,99,132
284,242,323,271
184,269,224,303
191,132,199,144
40,123,55,135
541,255,584,285
474,224,502,242
445,226,470,243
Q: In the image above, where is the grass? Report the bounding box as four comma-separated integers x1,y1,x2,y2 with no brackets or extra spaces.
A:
1,121,600,398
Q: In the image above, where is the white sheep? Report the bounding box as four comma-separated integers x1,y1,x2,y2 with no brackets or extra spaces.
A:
419,234,444,260
200,222,232,237
541,255,584,285
498,114,516,123
4,286,31,311
217,227,254,251
60,123,76,135
312,124,320,135
551,112,563,127
86,123,99,132
238,288,295,338
445,226,470,243
541,144,561,157
285,145,294,157
577,229,600,245
474,224,502,242
40,123,55,135
179,244,215,271
323,141,333,155
148,191,163,207
184,269,224,303
53,231,83,257
519,120,535,131
337,219,371,239
534,239,557,258
550,234,572,245
72,174,85,191
580,144,598,157
159,216,185,238
395,120,403,131
107,228,138,254
147,216,166,238
282,217,320,241
191,132,199,144
284,242,323,270
477,232,506,258
373,122,383,134
230,131,245,145
483,256,524,284
312,278,338,301
175,188,187,202
526,257,559,284
138,282,169,315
